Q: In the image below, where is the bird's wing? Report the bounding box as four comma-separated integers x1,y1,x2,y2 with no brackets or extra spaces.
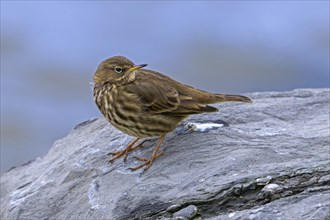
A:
125,79,180,114
125,72,218,115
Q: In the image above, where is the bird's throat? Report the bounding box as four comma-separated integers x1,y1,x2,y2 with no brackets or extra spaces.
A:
112,72,136,86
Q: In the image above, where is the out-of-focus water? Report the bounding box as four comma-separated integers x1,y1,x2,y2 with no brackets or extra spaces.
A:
1,1,329,173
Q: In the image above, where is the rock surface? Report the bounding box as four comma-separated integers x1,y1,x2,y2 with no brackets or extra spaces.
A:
1,88,329,220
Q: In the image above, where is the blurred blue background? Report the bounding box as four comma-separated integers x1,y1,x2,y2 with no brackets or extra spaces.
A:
1,1,329,173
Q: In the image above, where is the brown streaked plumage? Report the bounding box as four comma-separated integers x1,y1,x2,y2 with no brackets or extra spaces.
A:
93,56,252,171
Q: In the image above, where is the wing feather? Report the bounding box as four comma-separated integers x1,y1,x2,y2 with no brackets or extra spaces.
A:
124,71,218,116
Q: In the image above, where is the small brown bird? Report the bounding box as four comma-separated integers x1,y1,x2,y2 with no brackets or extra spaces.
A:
93,56,252,171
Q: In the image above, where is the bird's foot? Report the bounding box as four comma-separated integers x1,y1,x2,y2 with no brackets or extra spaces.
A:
130,150,164,172
129,134,165,172
108,148,130,163
108,138,144,163
134,151,164,162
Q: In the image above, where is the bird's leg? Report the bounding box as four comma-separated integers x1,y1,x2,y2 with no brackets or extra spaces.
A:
108,137,142,163
130,134,165,171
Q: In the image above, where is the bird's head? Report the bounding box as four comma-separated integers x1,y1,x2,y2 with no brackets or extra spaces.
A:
93,56,147,86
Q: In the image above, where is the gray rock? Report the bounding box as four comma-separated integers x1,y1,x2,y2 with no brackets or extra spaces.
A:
173,205,199,219
1,88,329,220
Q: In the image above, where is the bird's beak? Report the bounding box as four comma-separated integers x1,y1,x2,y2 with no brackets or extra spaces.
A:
129,64,147,72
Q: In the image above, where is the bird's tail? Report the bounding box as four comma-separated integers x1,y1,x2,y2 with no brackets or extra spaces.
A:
211,94,252,103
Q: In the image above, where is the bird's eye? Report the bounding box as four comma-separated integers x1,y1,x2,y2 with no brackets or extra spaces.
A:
114,66,123,73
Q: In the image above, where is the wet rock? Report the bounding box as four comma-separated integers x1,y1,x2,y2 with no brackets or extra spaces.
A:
1,88,329,220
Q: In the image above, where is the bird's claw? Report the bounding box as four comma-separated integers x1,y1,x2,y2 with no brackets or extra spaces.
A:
107,138,145,164
108,149,130,163
130,150,165,171
133,151,164,162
